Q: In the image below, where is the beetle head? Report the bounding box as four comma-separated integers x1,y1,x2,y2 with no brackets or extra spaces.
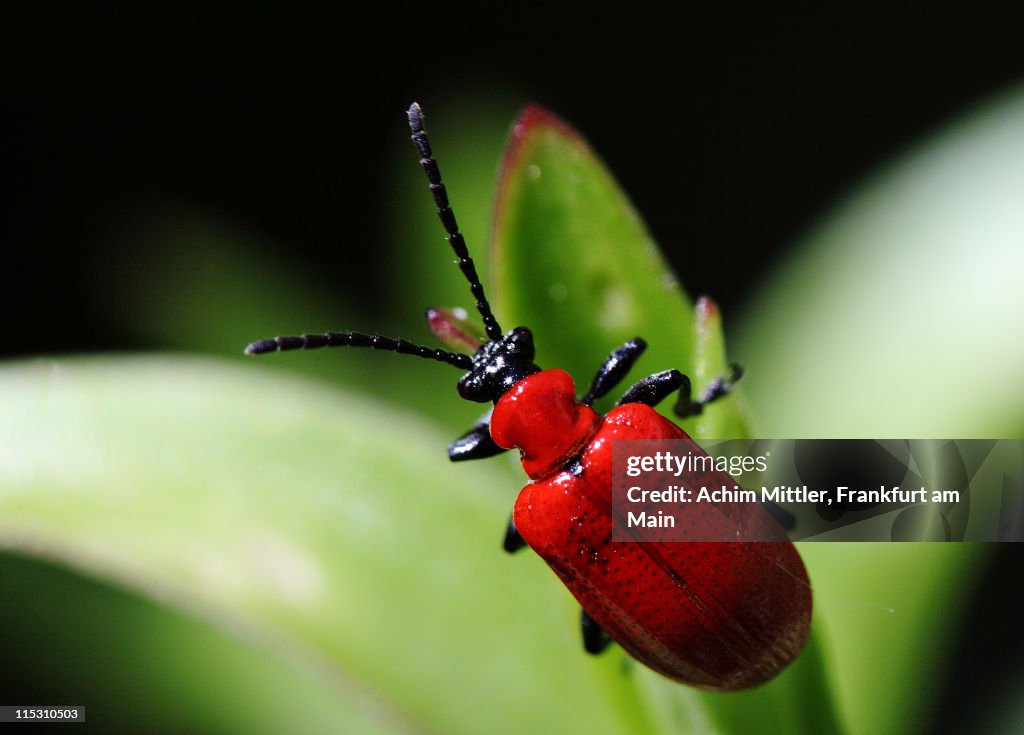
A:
458,327,541,403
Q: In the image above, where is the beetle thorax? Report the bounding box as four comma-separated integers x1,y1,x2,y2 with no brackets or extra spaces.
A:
489,369,601,480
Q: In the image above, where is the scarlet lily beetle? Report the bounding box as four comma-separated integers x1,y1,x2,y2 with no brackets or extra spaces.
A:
246,103,811,690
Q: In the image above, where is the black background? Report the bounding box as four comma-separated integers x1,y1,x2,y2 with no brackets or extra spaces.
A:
5,11,1023,358
4,7,1023,733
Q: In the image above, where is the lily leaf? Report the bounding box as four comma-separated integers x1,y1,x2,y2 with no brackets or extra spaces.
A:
735,85,1024,734
0,357,654,735
490,105,749,439
488,106,839,733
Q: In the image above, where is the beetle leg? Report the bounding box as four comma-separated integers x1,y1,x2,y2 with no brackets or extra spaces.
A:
674,363,744,418
616,369,687,407
448,409,507,462
503,514,526,554
581,609,612,654
580,338,647,406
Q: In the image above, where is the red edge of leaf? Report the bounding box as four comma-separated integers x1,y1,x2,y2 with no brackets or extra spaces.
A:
491,104,590,261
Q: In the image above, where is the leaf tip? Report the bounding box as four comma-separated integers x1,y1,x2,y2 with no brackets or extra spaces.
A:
512,104,574,139
493,104,589,241
696,295,720,324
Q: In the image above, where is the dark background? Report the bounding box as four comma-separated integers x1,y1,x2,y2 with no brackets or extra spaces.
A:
3,8,1023,733
5,12,1023,358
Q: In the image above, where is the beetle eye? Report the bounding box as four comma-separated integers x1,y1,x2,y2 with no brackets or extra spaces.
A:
508,327,535,361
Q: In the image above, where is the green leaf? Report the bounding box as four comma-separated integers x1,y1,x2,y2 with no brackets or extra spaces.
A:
0,552,392,735
736,86,1024,734
736,86,1024,440
0,357,663,735
491,106,749,439
488,106,840,733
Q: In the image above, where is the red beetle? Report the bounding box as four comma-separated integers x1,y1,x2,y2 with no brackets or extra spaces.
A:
246,103,811,690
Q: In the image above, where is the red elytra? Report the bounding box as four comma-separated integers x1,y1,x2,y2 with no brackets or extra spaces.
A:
491,369,810,690
245,103,812,690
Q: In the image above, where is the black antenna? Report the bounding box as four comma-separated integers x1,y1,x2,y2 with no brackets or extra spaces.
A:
245,331,472,370
408,102,504,342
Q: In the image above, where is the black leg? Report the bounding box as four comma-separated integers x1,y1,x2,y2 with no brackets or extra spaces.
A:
448,409,507,462
503,514,526,554
449,413,519,553
581,609,612,654
674,364,744,418
616,369,688,408
580,338,647,406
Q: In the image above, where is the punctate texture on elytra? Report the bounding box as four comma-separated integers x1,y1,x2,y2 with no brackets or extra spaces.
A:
493,369,811,690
